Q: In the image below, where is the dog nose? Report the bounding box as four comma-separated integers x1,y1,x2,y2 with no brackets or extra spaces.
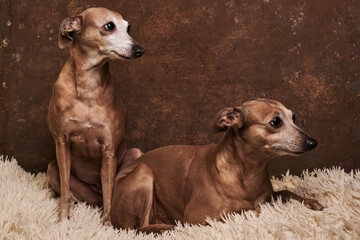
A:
306,138,318,150
133,45,144,58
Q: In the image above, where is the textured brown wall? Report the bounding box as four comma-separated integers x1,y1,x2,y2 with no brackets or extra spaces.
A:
0,0,359,176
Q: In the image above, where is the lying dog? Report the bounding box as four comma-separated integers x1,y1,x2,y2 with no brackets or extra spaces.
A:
47,7,144,225
111,98,324,232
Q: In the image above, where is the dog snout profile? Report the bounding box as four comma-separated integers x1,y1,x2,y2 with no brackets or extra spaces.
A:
57,7,144,60
220,99,320,157
133,45,144,58
305,137,318,150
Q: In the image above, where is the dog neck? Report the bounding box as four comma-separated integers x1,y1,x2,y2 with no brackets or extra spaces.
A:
212,129,271,191
68,47,112,99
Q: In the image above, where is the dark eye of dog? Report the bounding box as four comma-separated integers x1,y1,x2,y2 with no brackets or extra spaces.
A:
270,117,282,127
104,22,115,31
127,25,131,33
292,114,296,123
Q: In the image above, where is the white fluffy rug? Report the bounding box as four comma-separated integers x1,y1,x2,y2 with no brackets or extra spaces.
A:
1,155,360,240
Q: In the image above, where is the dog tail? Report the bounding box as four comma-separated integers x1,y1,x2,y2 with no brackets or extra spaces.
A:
137,224,176,234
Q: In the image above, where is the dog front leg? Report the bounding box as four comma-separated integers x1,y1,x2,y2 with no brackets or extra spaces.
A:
56,136,71,220
101,145,117,226
273,190,324,211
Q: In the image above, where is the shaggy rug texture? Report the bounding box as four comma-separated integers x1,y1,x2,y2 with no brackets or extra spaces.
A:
1,155,360,240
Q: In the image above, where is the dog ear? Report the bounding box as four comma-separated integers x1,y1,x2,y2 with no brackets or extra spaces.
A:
213,107,243,133
58,16,83,49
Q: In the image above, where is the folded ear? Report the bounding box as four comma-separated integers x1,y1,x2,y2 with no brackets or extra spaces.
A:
58,15,83,49
213,107,243,133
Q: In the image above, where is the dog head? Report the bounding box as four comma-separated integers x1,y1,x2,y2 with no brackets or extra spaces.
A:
58,7,144,59
214,98,318,157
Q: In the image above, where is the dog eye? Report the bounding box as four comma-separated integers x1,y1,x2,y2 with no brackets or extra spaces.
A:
270,117,282,127
104,22,115,31
127,25,131,33
292,114,296,123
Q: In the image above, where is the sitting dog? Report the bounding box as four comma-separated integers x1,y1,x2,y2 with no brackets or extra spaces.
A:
111,98,324,232
47,7,144,225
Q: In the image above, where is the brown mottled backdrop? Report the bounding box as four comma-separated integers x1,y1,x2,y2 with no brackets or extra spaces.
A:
0,0,359,176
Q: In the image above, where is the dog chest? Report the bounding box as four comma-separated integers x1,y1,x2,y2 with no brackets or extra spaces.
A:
62,98,124,133
60,100,124,156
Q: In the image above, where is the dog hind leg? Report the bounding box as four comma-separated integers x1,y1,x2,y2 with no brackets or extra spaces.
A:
121,148,143,169
111,162,154,229
47,161,103,207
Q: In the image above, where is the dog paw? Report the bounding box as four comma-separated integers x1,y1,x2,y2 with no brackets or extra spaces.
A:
59,212,70,221
59,202,71,221
104,220,113,227
103,216,113,227
304,199,324,211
